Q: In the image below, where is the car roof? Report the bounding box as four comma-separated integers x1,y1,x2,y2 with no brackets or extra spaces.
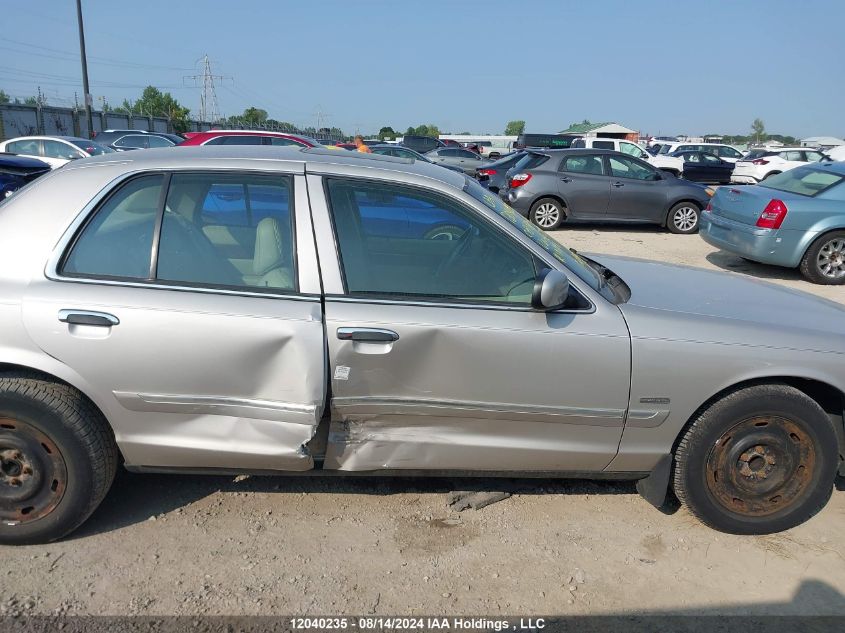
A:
2,135,90,143
202,129,304,137
62,145,467,187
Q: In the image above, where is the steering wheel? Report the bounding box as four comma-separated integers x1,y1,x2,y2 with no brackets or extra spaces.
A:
435,226,478,279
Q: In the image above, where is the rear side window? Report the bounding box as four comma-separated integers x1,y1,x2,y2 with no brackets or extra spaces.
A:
63,175,164,279
146,135,174,148
560,155,604,175
269,137,302,146
593,140,615,150
717,146,742,159
62,172,296,292
114,135,150,149
205,135,264,146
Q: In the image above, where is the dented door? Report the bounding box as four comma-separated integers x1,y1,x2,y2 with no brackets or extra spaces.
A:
307,171,631,473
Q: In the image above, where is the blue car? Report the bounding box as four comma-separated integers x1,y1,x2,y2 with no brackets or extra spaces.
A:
0,153,51,199
700,162,845,284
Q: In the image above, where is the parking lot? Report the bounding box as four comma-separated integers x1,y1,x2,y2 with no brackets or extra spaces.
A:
1,225,843,619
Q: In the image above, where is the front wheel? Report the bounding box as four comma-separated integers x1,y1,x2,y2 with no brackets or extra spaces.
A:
799,231,845,284
666,201,701,234
529,198,565,231
673,384,838,534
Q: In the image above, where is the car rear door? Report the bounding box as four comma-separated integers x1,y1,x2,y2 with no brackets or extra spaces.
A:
22,166,326,472
557,153,611,218
605,155,666,222
307,170,631,472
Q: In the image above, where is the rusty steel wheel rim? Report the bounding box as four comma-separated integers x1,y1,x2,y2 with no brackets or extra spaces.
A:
0,417,67,525
705,415,815,517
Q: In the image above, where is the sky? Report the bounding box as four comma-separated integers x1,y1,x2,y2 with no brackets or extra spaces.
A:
3,0,844,138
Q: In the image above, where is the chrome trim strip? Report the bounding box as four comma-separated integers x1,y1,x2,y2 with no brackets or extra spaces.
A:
332,396,625,426
625,409,671,428
325,294,595,314
114,391,318,425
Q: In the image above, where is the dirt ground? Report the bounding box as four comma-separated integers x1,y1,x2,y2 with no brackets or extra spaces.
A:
2,227,845,618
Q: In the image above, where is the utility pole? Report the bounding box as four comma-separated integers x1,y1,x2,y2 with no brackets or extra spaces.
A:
75,0,94,138
184,55,226,123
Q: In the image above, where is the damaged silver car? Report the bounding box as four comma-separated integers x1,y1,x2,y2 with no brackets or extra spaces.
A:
0,146,843,544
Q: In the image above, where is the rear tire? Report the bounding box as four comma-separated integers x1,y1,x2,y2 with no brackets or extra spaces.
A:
799,231,845,285
0,373,118,544
529,198,565,231
666,201,701,234
673,384,838,534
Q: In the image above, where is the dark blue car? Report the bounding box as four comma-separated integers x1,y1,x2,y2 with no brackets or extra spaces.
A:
0,153,51,199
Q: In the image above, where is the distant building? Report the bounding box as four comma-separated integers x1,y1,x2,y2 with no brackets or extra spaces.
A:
558,121,639,142
800,136,845,150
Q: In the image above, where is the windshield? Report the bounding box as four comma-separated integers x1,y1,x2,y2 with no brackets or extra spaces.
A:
759,166,844,197
70,140,115,155
463,177,602,290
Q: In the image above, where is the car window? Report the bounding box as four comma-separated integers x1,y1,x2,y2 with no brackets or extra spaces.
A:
43,140,84,159
804,151,825,162
7,139,41,155
457,150,478,158
684,153,701,163
760,166,844,197
570,139,586,148
608,155,657,180
560,154,605,175
326,178,538,305
70,140,115,155
63,175,164,279
593,140,615,150
701,153,721,164
205,135,264,145
619,142,643,157
718,146,742,158
781,151,803,161
146,135,174,148
114,135,150,149
157,173,295,291
269,137,302,146
513,152,550,172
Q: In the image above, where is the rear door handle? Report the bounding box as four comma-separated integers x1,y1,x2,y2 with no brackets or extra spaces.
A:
612,181,625,188
58,310,120,327
337,327,399,342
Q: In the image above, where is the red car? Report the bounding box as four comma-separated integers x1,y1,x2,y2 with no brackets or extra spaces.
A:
178,130,320,148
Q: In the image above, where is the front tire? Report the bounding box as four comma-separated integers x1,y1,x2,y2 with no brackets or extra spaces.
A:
673,384,838,534
529,198,565,231
0,373,118,544
666,201,701,234
799,230,845,285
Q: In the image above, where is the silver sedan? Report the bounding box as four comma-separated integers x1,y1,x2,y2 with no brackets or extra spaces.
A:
0,146,842,543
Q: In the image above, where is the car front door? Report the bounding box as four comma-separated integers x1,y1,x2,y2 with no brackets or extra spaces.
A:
308,173,631,472
557,153,611,218
605,155,665,222
22,168,326,472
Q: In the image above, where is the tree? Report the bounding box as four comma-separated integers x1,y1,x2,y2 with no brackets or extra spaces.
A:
504,120,525,136
116,86,191,131
751,118,766,144
410,123,440,137
24,96,39,106
378,126,397,140
0,90,9,105
241,107,268,124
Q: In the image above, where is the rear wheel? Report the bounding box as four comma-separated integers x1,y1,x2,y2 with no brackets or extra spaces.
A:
673,384,838,534
666,201,701,234
0,373,118,544
799,231,845,285
529,198,564,231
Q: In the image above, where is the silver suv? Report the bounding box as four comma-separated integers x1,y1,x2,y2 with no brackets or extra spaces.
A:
0,146,843,543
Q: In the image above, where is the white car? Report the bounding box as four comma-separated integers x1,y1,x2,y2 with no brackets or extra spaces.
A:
656,142,745,163
827,145,845,161
730,147,828,184
0,135,114,169
571,137,684,175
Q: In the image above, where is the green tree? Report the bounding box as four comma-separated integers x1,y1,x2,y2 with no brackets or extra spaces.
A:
411,123,440,137
405,126,415,136
751,118,766,144
378,126,397,140
0,90,9,105
241,107,268,124
117,86,191,131
24,96,38,106
504,120,525,135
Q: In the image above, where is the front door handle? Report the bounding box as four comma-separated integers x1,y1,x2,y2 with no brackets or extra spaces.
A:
612,181,625,188
560,176,572,183
58,309,120,327
337,327,399,342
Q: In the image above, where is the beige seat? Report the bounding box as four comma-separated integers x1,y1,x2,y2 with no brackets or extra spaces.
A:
251,217,293,289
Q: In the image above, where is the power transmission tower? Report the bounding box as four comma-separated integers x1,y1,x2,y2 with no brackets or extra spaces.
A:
314,105,331,133
184,55,226,123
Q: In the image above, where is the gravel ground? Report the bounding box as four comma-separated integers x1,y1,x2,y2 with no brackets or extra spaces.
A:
2,226,844,618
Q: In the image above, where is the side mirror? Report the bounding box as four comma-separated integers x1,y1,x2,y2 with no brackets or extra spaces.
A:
531,268,570,311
